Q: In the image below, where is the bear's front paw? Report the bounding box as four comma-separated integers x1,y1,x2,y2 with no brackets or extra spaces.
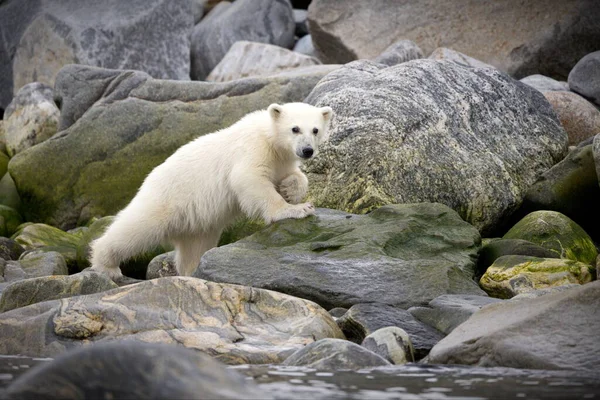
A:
278,174,308,205
270,202,315,223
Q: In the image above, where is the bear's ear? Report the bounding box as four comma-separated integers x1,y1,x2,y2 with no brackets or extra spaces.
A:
320,106,333,121
268,104,283,120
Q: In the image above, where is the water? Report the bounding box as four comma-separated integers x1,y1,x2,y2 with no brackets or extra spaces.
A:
1,356,598,399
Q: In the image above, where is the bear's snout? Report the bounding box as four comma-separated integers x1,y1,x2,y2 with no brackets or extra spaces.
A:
300,147,314,159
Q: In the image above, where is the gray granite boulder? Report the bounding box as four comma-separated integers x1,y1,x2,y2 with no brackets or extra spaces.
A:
408,295,503,335
428,281,600,370
307,0,600,78
568,50,600,106
0,237,25,261
361,327,415,365
304,59,567,235
4,82,59,156
9,64,332,229
282,338,390,369
336,302,445,360
0,270,118,312
146,251,177,280
374,39,423,66
1,251,68,296
544,91,600,145
520,75,569,92
196,204,484,310
5,342,270,400
520,143,600,241
207,41,320,82
0,0,194,111
0,277,344,362
191,0,295,80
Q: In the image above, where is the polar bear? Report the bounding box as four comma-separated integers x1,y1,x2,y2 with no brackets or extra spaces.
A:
90,103,333,279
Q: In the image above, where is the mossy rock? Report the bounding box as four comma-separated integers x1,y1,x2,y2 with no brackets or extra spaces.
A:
218,217,266,246
480,255,594,299
503,210,597,265
477,238,558,277
0,173,22,210
0,205,23,237
0,152,9,180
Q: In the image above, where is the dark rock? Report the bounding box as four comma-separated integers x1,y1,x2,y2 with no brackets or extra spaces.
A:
480,255,593,299
0,0,194,111
190,0,295,80
0,270,118,312
503,211,597,265
282,338,390,369
196,204,484,311
428,281,600,370
336,303,445,360
0,277,344,362
304,59,567,235
568,50,600,106
5,342,270,400
520,75,569,92
0,237,25,261
293,8,309,37
519,144,600,241
307,0,600,78
374,39,423,66
409,295,503,335
595,135,600,187
9,64,332,229
544,91,600,145
361,327,415,365
477,239,559,277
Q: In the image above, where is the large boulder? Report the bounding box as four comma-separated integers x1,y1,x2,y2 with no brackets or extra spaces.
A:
307,0,600,78
503,211,597,265
519,143,600,241
9,64,333,229
195,204,485,310
5,342,270,400
4,83,59,156
0,277,344,362
428,281,600,370
304,60,567,235
0,0,194,111
373,39,423,67
568,50,600,106
190,0,295,80
206,41,320,82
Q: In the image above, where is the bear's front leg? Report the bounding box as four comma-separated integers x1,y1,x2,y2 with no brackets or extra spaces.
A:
231,167,315,224
278,170,309,205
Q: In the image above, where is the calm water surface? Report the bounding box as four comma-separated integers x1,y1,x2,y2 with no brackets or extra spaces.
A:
1,356,598,399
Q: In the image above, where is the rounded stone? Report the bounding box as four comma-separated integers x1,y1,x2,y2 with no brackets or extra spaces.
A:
361,327,415,365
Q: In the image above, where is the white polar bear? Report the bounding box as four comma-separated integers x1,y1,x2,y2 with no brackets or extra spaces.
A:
90,102,333,279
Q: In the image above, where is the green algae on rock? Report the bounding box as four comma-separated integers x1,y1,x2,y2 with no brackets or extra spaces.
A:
0,205,22,237
196,203,484,310
503,210,597,265
480,255,594,299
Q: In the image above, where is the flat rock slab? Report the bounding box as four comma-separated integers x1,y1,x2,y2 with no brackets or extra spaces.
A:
428,281,600,370
305,59,566,235
0,277,344,363
196,203,484,310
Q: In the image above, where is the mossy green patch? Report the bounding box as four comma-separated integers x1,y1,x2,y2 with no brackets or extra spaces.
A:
0,205,23,237
504,210,597,265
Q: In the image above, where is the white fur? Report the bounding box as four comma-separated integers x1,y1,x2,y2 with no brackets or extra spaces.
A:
90,102,333,278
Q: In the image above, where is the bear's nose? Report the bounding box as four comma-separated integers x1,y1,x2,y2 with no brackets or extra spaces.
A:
302,147,314,158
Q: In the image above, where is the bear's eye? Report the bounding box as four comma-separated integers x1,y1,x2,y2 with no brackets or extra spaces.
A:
312,128,319,135
292,126,300,133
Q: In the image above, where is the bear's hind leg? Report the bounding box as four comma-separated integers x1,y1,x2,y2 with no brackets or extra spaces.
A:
173,229,221,276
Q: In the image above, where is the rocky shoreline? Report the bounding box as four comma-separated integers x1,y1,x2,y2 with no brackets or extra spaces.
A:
1,0,599,398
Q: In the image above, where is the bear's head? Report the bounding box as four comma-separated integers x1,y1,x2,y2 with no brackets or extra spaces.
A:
267,102,333,161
